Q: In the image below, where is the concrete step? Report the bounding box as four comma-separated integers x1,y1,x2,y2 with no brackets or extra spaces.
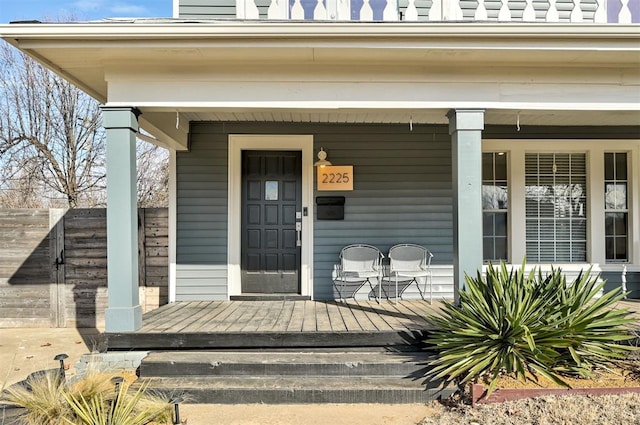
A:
144,376,455,404
140,350,435,378
138,349,451,404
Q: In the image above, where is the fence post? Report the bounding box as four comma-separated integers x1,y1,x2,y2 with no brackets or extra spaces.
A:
49,209,67,327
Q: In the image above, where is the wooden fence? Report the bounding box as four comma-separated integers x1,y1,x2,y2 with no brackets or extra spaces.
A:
0,208,168,328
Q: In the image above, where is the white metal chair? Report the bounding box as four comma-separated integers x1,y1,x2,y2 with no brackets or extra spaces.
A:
333,244,384,302
381,244,434,303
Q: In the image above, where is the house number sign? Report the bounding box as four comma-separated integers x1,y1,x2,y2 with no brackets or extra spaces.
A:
317,166,353,191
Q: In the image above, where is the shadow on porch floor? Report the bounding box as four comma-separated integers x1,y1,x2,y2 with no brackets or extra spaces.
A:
105,300,443,350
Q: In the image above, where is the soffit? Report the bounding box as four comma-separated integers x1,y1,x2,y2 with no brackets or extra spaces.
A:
4,22,639,102
1,21,638,147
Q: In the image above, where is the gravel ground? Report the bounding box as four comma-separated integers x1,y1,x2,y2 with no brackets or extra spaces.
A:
420,393,640,425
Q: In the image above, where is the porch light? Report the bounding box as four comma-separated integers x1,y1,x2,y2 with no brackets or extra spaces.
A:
314,147,332,167
54,353,68,384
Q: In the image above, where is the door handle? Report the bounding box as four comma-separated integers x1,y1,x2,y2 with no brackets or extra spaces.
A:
296,222,302,247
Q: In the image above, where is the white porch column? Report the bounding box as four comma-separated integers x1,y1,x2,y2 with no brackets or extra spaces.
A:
102,106,142,332
448,109,485,304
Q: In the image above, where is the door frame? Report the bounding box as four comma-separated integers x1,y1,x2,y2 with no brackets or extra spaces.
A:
228,135,314,298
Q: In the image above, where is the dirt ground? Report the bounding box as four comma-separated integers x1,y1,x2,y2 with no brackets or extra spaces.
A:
0,328,102,389
179,403,431,425
420,393,640,425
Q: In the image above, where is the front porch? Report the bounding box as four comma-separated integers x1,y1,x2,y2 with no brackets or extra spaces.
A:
105,299,441,350
102,299,640,403
102,299,452,403
105,299,640,350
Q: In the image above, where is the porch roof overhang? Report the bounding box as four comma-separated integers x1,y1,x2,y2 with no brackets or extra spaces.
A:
1,20,639,150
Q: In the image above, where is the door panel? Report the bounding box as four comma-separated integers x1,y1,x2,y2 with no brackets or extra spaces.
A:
241,150,302,293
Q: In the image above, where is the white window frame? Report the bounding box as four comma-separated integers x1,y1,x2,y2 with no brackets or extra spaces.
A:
482,152,509,262
483,139,640,269
604,151,630,263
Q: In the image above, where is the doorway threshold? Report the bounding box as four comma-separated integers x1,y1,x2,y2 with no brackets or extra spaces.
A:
231,294,311,301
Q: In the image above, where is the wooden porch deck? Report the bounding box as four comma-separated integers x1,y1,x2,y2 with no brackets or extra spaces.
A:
141,300,439,333
105,300,442,350
620,299,640,321
104,299,640,351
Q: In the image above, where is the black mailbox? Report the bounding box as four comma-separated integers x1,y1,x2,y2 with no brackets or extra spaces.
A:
316,196,345,220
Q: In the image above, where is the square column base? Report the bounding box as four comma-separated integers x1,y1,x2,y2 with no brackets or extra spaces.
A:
104,305,143,332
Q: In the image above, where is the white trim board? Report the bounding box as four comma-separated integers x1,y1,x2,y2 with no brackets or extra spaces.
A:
228,135,315,298
168,149,178,303
172,0,180,18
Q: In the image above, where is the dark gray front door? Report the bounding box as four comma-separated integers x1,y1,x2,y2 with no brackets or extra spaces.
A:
241,150,302,293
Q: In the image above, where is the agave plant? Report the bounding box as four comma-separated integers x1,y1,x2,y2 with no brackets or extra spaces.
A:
426,261,636,394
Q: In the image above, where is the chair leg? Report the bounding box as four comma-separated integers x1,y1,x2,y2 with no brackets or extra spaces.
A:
334,281,343,303
421,273,432,304
378,278,389,302
413,278,424,301
394,274,399,304
338,279,383,303
339,280,349,303
366,278,379,304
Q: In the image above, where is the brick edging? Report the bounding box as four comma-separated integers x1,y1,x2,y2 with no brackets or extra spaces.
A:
471,383,640,406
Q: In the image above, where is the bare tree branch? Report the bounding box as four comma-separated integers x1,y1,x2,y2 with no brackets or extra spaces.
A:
0,41,169,209
0,42,105,207
136,141,169,208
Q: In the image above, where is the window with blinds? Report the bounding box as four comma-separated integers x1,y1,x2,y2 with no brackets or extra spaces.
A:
604,152,628,262
525,153,587,262
482,152,508,262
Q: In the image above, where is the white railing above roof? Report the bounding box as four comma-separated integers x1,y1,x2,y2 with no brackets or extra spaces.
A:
236,0,638,23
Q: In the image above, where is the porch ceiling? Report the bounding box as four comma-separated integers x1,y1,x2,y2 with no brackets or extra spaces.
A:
1,21,638,149
122,108,640,151
179,109,640,127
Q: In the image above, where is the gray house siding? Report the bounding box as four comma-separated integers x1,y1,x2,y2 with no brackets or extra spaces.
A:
176,123,639,302
176,122,454,301
311,125,453,300
179,0,268,19
177,0,599,21
175,124,228,301
602,271,640,299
